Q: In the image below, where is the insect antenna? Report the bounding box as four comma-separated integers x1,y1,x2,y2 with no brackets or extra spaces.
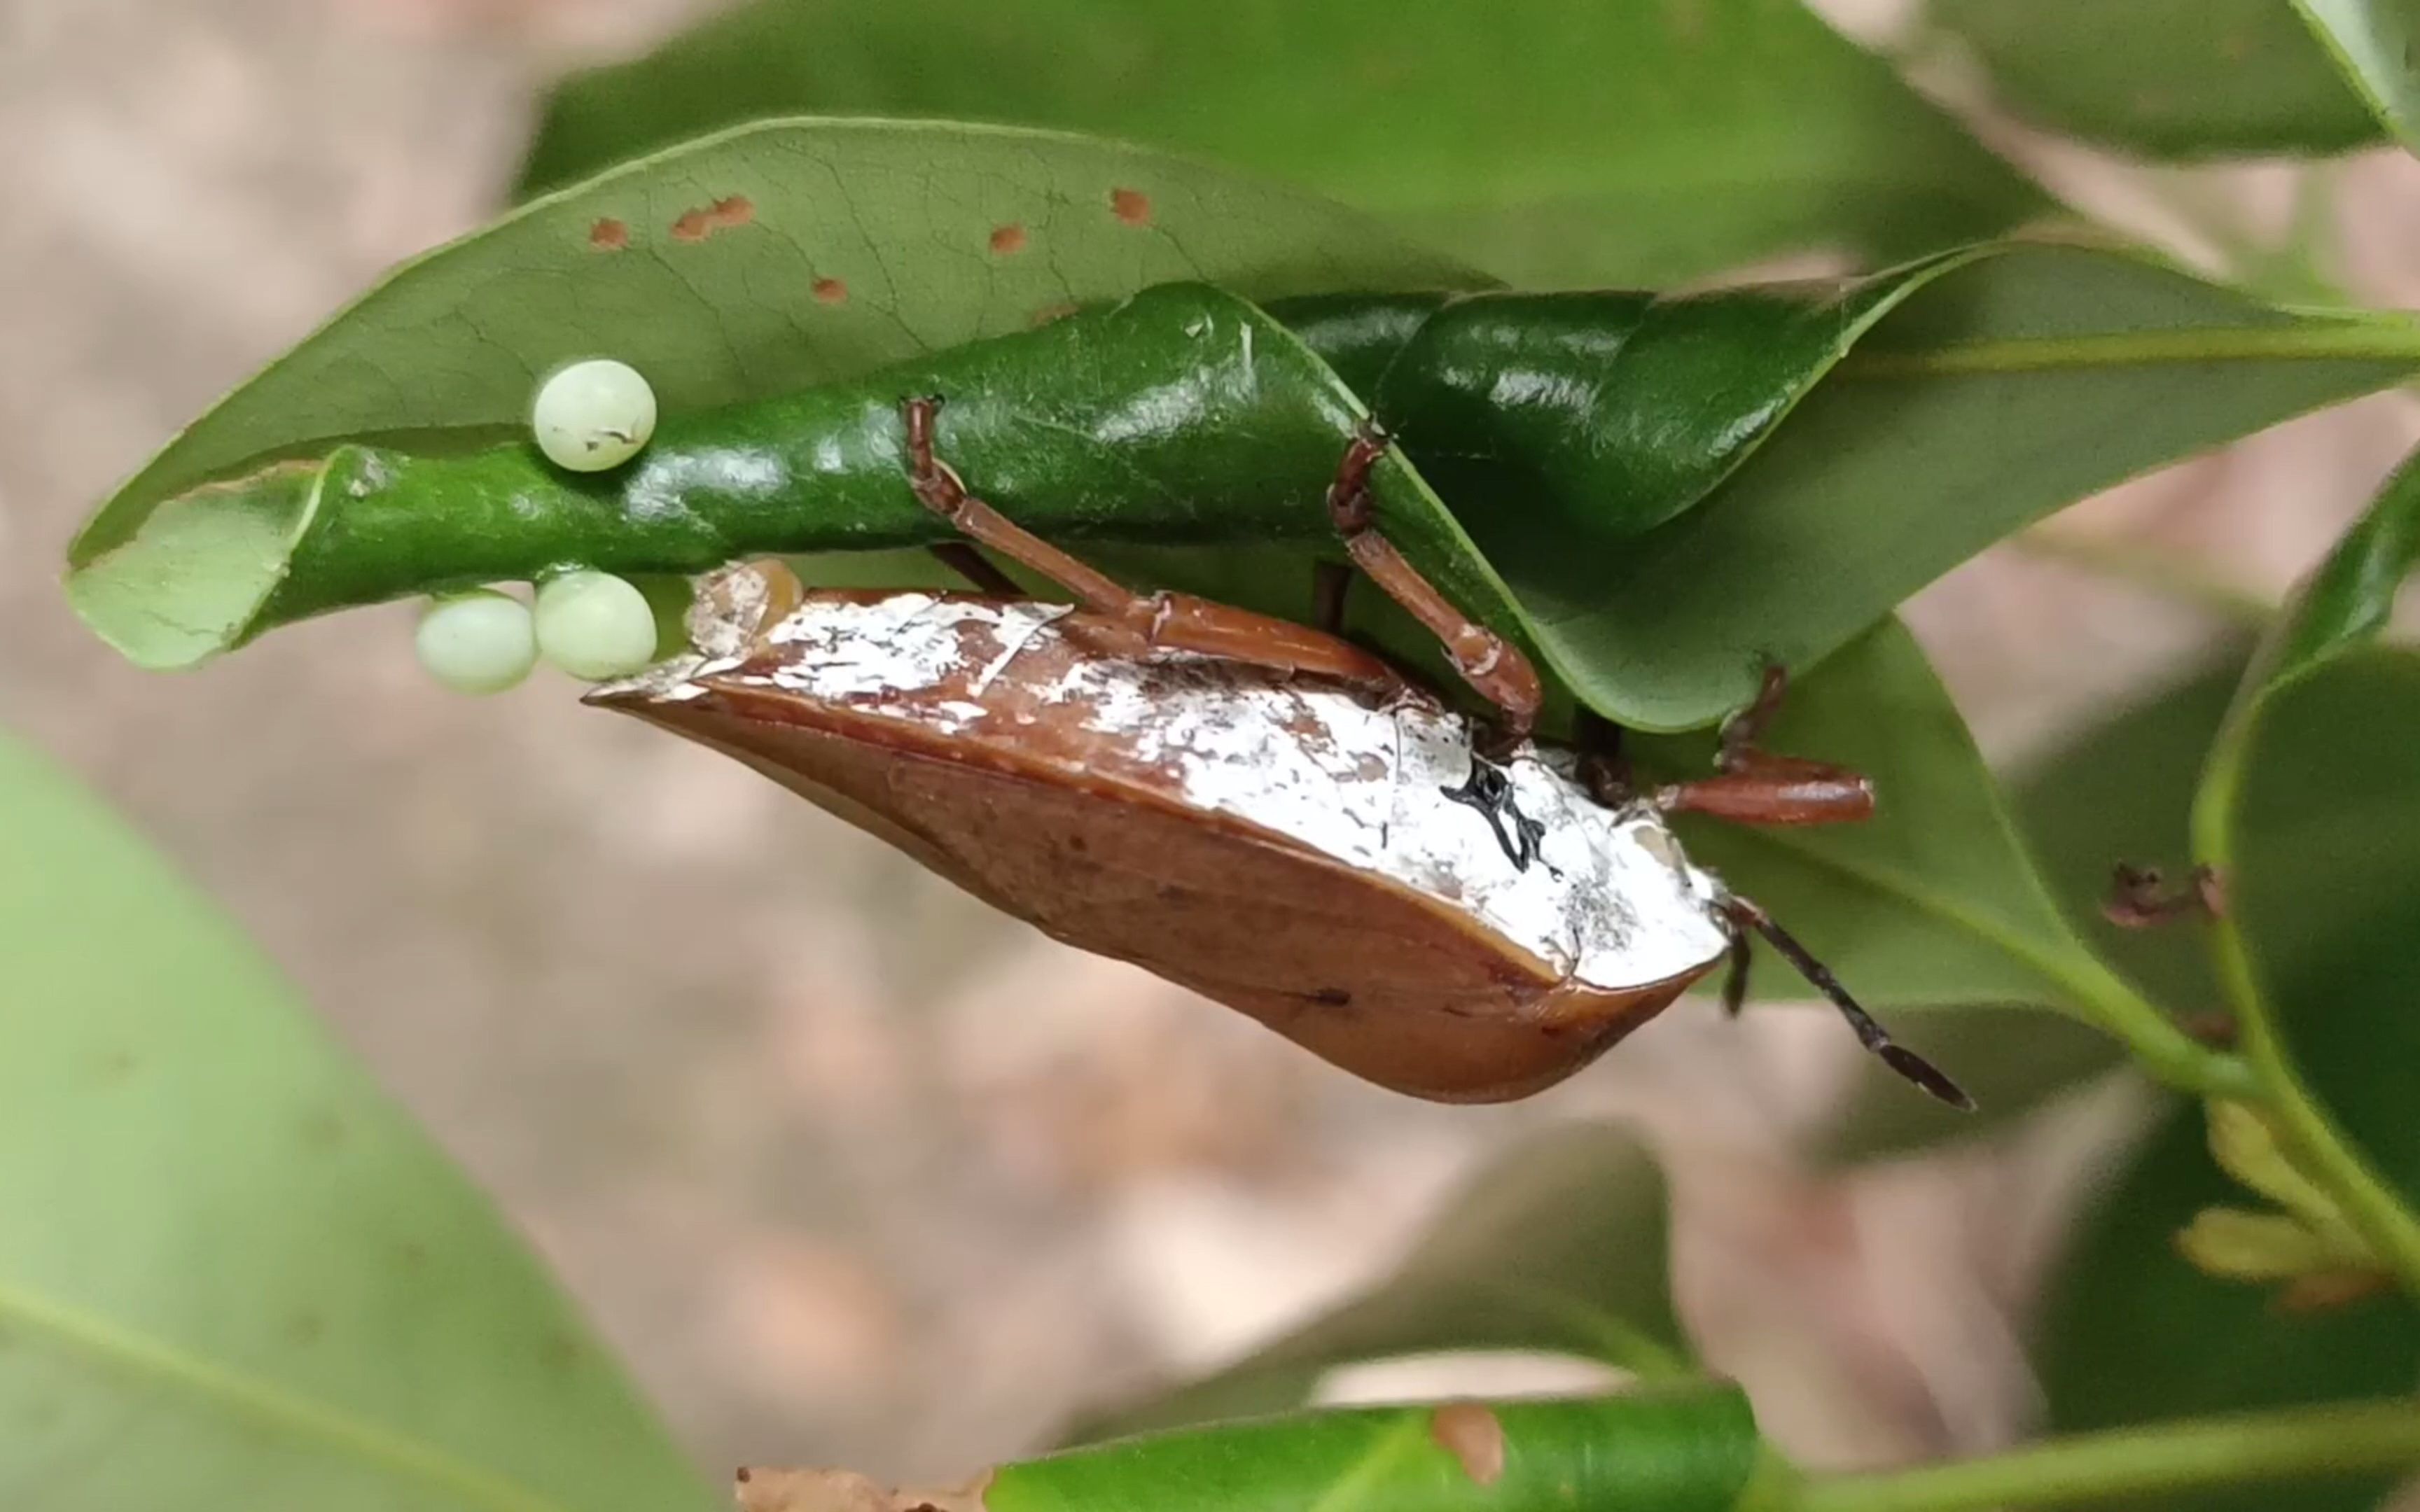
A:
1721,895,1974,1111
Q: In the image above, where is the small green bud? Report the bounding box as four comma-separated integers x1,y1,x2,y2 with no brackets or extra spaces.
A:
534,570,659,680
2176,1207,2346,1281
2206,1100,2369,1256
531,358,656,472
415,590,537,694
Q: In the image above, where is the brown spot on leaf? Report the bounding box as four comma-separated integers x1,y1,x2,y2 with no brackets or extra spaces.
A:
813,277,849,305
988,223,1028,255
672,195,756,242
1431,1401,1505,1485
588,218,630,251
1109,187,1151,225
286,1311,326,1345
1030,300,1080,328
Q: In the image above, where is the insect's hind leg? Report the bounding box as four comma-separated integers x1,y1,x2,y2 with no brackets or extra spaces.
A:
898,396,1404,695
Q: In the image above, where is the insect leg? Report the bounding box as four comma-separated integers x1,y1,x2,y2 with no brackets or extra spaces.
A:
1654,659,1875,825
900,397,1404,695
1326,420,1543,748
1720,894,1973,1110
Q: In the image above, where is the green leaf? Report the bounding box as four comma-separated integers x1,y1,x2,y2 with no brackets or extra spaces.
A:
2241,445,2420,706
0,732,715,1511
2038,1098,2420,1512
517,0,2047,288
1068,1123,1683,1443
976,1389,1762,1512
2037,645,2420,1512
1933,0,2381,158
2294,0,2420,157
1541,242,2420,729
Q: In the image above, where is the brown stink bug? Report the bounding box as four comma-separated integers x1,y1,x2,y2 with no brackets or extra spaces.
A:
588,399,1968,1108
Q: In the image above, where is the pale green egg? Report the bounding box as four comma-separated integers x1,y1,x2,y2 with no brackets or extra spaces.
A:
415,590,537,694
531,358,657,472
534,570,659,680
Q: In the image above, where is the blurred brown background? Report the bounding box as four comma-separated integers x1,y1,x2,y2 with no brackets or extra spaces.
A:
4,0,2418,1488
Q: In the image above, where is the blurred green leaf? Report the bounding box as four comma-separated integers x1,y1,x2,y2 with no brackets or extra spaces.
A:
2295,0,2420,157
982,1390,1762,1512
1067,1124,1683,1443
1933,0,2381,158
0,732,715,1511
2037,644,2420,1512
518,0,2049,288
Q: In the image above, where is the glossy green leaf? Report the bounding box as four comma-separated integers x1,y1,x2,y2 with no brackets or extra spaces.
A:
0,732,715,1511
2295,0,2420,156
1543,242,2420,729
518,0,2047,288
1933,0,2381,158
1069,1124,1683,1443
982,1390,1762,1512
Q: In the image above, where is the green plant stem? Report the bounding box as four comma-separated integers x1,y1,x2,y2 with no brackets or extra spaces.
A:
2049,951,2257,1100
2194,728,2420,1292
1797,1399,2420,1512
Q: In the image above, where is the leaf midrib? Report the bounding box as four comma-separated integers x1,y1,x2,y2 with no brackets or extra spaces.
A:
0,1275,566,1512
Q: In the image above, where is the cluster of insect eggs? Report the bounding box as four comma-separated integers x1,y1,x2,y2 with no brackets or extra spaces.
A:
415,360,665,695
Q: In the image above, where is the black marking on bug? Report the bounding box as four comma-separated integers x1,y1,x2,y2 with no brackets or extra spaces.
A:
1442,756,1546,872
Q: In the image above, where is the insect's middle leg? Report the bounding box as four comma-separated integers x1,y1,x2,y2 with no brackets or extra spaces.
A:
899,396,1404,696
1652,661,1875,825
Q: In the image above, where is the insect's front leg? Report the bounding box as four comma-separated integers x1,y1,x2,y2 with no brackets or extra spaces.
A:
1652,660,1875,825
898,397,1406,697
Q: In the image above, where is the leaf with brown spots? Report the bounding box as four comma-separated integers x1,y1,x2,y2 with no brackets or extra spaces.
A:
68,118,1476,672
515,0,2047,286
0,730,716,1511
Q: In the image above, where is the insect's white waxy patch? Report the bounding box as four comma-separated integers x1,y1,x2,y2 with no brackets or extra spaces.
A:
613,592,1732,992
531,358,658,472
